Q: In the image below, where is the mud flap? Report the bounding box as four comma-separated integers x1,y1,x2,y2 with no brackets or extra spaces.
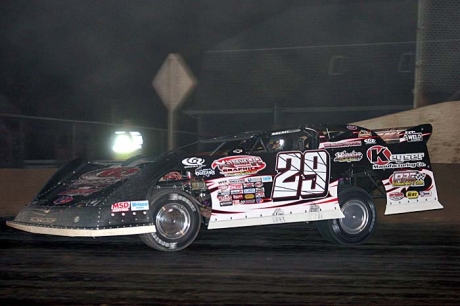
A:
384,170,443,215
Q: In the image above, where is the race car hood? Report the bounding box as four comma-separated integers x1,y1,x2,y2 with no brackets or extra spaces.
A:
7,153,180,236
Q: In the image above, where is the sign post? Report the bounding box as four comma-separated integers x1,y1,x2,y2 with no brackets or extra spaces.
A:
153,53,197,150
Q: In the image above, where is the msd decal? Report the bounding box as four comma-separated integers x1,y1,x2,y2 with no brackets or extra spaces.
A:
366,146,425,170
111,202,131,212
211,155,266,176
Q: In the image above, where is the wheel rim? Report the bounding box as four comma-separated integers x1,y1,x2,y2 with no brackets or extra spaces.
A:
339,199,369,235
156,203,191,239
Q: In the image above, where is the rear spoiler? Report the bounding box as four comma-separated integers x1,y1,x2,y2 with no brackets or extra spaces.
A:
373,124,433,144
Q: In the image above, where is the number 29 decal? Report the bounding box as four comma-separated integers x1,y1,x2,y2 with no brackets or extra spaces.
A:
271,150,330,201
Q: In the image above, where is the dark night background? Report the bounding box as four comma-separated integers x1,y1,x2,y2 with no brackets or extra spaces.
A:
0,0,304,127
0,0,458,163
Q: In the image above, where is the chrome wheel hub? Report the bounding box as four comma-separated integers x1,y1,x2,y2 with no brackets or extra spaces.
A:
339,199,369,235
156,203,191,239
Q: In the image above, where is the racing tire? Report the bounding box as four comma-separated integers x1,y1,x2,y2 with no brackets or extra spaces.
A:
139,189,201,252
316,187,376,245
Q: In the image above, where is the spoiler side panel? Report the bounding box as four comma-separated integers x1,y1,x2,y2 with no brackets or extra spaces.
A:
370,124,443,215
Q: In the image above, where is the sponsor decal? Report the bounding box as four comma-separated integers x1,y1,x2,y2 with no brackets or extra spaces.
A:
272,208,285,223
364,138,376,145
245,176,273,183
111,201,131,212
254,181,264,188
229,178,244,184
241,199,255,204
218,195,232,202
218,184,229,190
389,171,425,187
389,192,404,201
53,195,74,205
366,146,425,170
60,166,141,198
404,131,423,142
406,191,419,199
211,155,266,176
346,125,357,130
322,140,362,149
30,217,57,224
220,201,233,207
75,198,102,207
333,150,363,163
244,194,255,200
230,184,243,190
58,188,101,196
420,190,432,197
232,200,241,205
244,188,256,194
194,168,215,177
131,200,149,211
256,192,265,197
231,189,243,195
218,189,230,195
243,182,255,188
309,204,321,213
232,194,243,200
81,167,140,182
182,157,205,168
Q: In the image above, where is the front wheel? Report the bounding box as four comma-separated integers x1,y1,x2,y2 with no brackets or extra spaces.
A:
139,189,201,251
316,187,376,245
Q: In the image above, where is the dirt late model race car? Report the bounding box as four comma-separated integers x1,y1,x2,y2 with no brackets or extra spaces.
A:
7,123,443,251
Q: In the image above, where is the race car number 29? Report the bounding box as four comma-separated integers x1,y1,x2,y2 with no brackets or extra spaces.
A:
272,151,329,201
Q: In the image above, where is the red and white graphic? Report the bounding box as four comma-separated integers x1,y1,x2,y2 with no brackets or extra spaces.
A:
366,146,425,169
111,201,131,212
389,192,404,201
211,155,266,176
81,167,140,182
53,195,74,205
272,150,329,201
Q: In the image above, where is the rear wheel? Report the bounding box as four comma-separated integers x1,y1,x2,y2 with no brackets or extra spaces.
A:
317,187,376,245
139,189,201,251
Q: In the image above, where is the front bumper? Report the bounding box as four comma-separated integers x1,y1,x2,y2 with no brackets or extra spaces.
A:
6,205,156,237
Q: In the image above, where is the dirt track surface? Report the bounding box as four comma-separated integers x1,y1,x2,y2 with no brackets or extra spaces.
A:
1,221,459,305
1,164,458,305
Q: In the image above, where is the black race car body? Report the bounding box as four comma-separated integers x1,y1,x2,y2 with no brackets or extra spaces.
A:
7,123,443,251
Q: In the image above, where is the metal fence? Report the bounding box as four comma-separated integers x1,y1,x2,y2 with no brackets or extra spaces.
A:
415,0,460,105
0,114,196,168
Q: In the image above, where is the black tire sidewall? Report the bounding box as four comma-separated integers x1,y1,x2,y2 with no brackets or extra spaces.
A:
331,188,376,244
144,189,201,251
